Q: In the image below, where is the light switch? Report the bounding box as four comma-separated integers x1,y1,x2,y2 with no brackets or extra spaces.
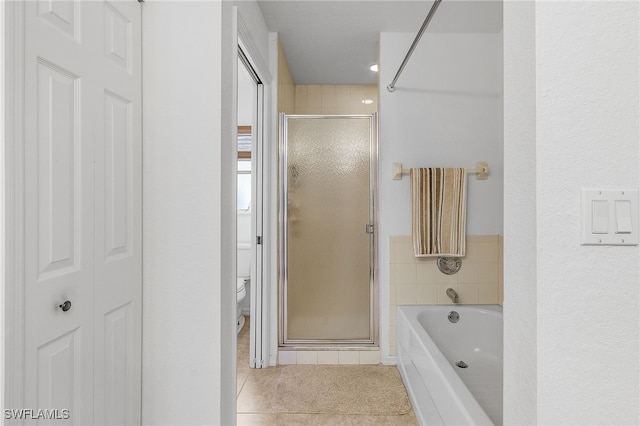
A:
591,200,609,234
581,189,638,245
615,200,632,234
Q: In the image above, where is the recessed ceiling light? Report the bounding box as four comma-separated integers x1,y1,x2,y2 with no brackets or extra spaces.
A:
361,99,374,105
369,64,378,72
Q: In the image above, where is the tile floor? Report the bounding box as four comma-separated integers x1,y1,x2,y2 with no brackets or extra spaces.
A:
236,318,419,425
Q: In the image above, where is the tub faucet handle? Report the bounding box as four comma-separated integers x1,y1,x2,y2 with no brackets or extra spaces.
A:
446,288,459,304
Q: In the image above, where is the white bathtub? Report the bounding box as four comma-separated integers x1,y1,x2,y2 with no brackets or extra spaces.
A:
396,305,503,425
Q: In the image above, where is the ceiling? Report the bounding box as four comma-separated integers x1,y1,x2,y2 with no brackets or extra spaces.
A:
257,0,503,85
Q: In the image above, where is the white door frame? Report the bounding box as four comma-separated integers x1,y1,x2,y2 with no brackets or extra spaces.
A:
4,0,27,414
1,0,4,413
238,48,265,368
236,9,273,368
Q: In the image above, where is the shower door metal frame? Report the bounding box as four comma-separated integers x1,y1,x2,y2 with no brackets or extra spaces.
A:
278,113,379,347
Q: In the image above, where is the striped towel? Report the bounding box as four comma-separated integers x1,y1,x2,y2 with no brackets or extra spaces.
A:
410,168,467,257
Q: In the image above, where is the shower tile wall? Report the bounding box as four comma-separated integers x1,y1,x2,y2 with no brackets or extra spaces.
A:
294,84,378,115
278,349,381,366
388,235,504,356
275,83,379,365
277,40,296,114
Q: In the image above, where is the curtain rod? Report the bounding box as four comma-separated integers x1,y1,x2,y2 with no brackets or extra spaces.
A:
386,0,442,93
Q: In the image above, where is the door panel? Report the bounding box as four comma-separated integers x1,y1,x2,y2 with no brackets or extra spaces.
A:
37,329,80,423
281,115,377,344
93,1,142,424
36,60,80,278
37,0,79,41
25,3,96,423
103,90,133,261
103,303,134,426
103,1,133,73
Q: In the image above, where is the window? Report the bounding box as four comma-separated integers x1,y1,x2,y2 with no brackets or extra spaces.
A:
237,126,252,211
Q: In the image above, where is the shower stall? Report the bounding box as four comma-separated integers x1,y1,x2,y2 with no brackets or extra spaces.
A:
279,114,378,346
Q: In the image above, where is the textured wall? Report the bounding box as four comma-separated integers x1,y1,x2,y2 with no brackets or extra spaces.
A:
505,1,640,424
535,2,639,423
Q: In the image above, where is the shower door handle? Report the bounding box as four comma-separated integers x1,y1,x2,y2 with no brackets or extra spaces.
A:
365,224,374,235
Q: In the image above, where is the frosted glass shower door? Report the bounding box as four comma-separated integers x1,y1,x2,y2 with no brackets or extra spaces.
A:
281,115,376,344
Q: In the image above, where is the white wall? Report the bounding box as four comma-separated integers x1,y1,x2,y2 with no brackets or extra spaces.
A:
142,2,234,424
142,1,272,423
378,32,503,361
379,32,504,236
537,1,639,423
504,1,640,424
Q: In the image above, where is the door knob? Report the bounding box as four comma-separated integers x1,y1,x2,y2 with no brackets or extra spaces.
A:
59,300,71,312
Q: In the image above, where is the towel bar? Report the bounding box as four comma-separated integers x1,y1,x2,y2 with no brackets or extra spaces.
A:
392,162,489,181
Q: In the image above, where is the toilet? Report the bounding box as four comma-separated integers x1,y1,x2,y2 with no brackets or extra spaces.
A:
236,243,250,334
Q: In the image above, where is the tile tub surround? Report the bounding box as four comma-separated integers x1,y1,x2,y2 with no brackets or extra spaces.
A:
388,235,503,356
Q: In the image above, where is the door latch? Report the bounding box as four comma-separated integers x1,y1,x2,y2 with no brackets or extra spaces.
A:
59,300,72,312
365,224,374,235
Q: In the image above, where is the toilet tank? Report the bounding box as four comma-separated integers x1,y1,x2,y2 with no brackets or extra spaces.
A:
237,213,251,245
237,244,251,278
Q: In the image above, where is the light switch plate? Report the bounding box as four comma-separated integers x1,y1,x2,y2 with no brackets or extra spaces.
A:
581,189,639,245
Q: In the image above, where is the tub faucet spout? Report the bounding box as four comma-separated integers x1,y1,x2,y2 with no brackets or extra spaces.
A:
446,288,459,303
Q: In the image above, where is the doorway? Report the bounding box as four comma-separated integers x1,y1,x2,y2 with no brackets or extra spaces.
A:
236,47,268,368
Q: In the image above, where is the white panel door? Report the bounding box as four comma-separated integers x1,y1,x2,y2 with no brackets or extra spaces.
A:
93,1,142,424
23,1,142,424
24,2,99,423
